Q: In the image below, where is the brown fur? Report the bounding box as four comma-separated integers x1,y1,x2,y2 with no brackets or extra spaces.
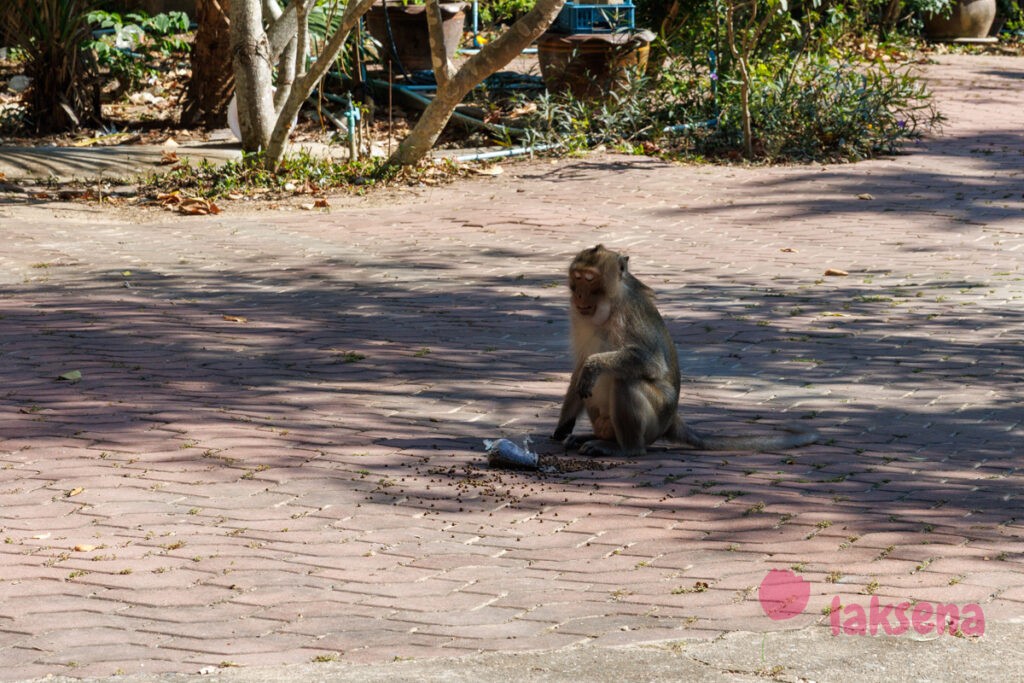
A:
553,245,818,456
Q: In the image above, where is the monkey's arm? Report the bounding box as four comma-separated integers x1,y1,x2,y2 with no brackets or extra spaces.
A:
553,365,585,439
577,346,666,398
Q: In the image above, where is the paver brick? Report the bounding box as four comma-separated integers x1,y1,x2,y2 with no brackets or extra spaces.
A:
0,53,1022,680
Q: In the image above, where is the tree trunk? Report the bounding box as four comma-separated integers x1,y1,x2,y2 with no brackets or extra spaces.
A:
724,1,756,160
738,57,753,160
388,0,567,167
181,0,233,128
425,0,455,89
230,0,560,167
230,0,276,152
880,0,904,36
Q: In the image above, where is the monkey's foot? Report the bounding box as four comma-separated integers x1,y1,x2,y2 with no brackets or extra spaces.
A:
561,434,594,451
578,439,643,458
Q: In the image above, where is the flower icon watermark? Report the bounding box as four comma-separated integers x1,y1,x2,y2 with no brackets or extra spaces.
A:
758,569,811,621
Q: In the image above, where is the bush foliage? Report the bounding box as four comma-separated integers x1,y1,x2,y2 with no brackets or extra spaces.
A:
520,0,945,162
8,0,102,133
4,0,997,164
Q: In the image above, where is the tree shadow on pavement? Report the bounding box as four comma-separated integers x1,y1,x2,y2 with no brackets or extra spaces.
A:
2,252,1020,534
527,130,1024,232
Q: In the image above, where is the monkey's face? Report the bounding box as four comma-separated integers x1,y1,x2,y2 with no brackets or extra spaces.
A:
569,267,613,326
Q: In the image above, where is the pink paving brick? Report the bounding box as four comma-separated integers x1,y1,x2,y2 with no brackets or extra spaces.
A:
0,53,1022,680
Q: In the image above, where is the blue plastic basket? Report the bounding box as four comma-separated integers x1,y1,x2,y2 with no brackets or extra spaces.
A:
553,2,636,34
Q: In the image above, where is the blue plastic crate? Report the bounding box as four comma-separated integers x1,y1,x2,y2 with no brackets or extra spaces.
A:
553,2,636,34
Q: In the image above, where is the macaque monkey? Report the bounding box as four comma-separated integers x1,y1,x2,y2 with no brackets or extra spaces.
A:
553,244,819,457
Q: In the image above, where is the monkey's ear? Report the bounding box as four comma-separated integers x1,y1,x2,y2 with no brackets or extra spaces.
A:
619,255,629,273
591,244,604,255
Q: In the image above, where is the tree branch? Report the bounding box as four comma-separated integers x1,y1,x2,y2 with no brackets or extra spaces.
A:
274,36,297,112
388,0,568,166
262,0,282,20
265,0,378,164
425,0,455,89
266,2,298,59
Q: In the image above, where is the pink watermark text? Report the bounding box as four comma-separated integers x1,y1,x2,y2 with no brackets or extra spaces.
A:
829,595,985,637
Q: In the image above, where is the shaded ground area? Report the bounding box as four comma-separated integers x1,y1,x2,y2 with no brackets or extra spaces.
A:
0,142,241,183
0,54,1022,681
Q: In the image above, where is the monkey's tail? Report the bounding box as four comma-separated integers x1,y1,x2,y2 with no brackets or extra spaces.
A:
669,422,819,452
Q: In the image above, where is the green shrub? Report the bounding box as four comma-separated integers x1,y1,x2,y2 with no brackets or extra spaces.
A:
9,0,102,133
519,52,938,164
477,0,536,28
5,4,191,133
146,151,402,198
517,0,942,163
87,10,191,98
693,57,943,161
1000,0,1024,33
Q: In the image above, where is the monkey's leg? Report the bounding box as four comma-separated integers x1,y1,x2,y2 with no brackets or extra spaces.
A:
565,374,615,452
561,433,596,451
579,379,659,458
563,413,613,451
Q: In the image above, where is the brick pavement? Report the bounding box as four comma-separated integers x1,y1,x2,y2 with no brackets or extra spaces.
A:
0,54,1022,680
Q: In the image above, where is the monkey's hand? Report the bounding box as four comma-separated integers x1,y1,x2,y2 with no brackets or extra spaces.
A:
552,417,576,441
577,361,600,399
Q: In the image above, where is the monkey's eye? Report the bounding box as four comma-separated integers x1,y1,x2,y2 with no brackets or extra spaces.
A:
591,289,604,297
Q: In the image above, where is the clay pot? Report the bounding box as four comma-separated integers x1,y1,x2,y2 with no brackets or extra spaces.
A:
922,0,997,40
365,2,467,74
537,30,655,100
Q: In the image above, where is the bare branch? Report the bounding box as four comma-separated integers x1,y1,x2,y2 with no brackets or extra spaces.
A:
389,0,567,165
274,37,297,111
262,0,283,21
266,2,298,59
295,0,310,77
266,0,378,163
425,0,455,89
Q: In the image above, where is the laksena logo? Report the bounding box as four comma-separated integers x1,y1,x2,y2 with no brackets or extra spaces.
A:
758,569,986,637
